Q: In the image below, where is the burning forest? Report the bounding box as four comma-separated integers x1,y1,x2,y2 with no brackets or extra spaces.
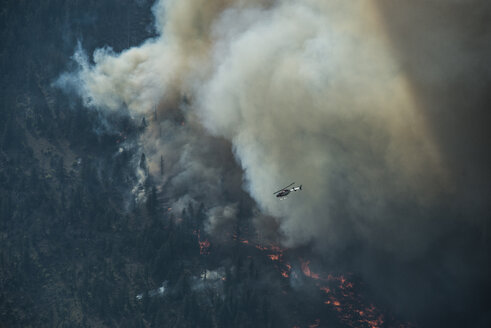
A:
1,0,490,327
130,199,416,328
231,233,414,328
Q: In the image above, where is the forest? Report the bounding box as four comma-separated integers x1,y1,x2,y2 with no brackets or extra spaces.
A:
0,1,362,327
2,1,489,328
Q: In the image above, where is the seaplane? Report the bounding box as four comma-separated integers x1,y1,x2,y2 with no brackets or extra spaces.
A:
274,182,302,199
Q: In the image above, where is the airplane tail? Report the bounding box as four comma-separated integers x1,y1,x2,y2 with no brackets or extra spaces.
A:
299,185,302,190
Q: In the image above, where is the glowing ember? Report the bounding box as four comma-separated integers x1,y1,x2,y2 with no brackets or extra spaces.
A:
226,237,411,328
232,233,251,245
193,229,211,255
253,243,287,266
300,259,320,279
301,259,311,276
320,275,388,328
281,263,292,278
228,239,411,327
199,240,210,255
288,259,411,328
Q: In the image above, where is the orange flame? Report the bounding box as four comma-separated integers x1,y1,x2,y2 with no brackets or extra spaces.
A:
199,240,210,255
301,259,311,276
300,259,320,279
193,229,211,255
318,274,390,328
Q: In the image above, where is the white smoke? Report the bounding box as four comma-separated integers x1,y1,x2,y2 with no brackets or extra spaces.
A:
59,0,451,253
197,0,448,249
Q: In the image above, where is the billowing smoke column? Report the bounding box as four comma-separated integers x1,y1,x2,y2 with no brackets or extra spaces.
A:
197,1,450,251
58,0,449,249
58,0,491,325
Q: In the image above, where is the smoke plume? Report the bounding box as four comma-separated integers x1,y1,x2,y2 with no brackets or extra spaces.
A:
58,0,491,325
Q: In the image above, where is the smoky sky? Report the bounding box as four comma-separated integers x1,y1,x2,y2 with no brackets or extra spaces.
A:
57,0,491,326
